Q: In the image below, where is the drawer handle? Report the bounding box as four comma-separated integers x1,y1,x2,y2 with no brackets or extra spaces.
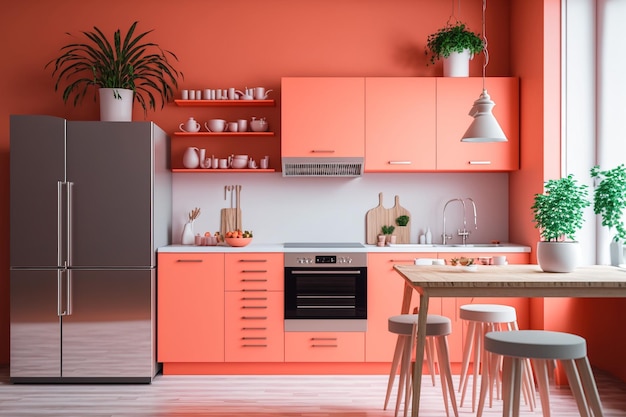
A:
242,270,268,274
242,344,268,347
311,150,336,153
242,297,268,301
242,327,267,331
311,337,337,341
242,316,268,320
469,160,492,165
176,259,203,263
390,259,415,263
242,306,267,309
239,259,268,263
241,278,268,281
242,336,267,340
312,344,338,348
242,289,267,292
388,161,412,165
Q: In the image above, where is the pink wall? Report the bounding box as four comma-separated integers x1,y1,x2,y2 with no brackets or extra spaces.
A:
0,0,510,365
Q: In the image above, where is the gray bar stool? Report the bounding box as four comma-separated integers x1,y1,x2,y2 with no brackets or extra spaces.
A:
384,314,459,417
483,330,604,417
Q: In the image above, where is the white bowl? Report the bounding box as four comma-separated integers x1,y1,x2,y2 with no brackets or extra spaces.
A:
250,120,269,132
205,119,227,132
231,159,247,169
233,154,248,160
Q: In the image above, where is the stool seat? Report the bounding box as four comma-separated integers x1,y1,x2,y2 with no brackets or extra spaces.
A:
485,330,587,360
388,314,452,336
484,330,604,417
459,304,517,323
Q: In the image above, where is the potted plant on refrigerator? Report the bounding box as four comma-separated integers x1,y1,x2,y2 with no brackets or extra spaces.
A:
46,21,183,121
591,164,626,266
425,21,484,77
531,174,590,272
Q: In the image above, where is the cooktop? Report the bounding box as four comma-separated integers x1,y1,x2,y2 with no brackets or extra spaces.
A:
283,242,364,249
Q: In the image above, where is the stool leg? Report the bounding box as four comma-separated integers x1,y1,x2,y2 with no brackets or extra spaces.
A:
384,334,405,410
396,335,412,417
575,356,605,417
459,320,477,393
425,336,437,386
561,359,591,417
500,355,516,417
531,358,552,417
436,335,459,417
511,358,523,417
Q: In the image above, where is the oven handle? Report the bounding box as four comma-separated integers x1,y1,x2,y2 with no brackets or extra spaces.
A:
290,270,363,275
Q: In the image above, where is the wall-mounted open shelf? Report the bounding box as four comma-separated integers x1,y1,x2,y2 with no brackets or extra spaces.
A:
173,132,274,137
172,168,275,173
175,99,275,107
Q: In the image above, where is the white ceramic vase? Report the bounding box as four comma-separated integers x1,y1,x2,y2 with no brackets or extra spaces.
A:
99,88,134,121
443,50,472,77
537,241,581,273
181,221,195,245
609,239,625,266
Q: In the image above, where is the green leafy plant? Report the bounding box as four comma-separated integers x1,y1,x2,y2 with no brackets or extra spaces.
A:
396,215,410,227
425,21,484,65
591,164,626,242
381,225,395,235
531,174,590,242
45,21,183,116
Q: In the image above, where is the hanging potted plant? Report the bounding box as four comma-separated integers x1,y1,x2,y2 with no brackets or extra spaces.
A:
531,174,590,272
591,164,626,266
425,21,484,77
46,21,183,121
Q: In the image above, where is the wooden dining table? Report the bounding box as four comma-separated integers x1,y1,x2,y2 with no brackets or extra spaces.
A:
392,263,626,417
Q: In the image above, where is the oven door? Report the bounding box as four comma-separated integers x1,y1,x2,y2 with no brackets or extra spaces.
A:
284,266,367,321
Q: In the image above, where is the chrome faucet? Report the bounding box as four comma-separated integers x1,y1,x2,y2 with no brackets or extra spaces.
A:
442,197,478,245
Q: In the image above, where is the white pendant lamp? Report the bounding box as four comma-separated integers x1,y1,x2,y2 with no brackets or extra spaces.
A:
460,0,507,143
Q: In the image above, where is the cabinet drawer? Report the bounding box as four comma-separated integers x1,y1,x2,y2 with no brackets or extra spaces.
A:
224,292,284,362
284,332,365,362
225,253,283,291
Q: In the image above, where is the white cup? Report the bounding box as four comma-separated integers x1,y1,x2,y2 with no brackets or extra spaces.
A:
203,89,211,100
216,89,222,99
228,122,238,132
493,255,507,265
228,87,237,100
432,259,445,266
237,119,248,132
259,158,268,169
189,90,196,100
195,90,202,100
181,89,189,100
218,158,229,169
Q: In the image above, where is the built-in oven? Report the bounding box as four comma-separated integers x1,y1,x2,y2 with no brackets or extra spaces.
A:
284,243,367,332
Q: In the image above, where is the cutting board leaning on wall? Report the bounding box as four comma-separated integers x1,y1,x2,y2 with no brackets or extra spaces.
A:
365,192,411,244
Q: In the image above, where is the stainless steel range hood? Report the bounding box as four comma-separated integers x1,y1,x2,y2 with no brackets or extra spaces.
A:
282,157,364,177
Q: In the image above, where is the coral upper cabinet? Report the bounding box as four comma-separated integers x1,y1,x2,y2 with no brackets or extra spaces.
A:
281,77,365,158
436,77,520,171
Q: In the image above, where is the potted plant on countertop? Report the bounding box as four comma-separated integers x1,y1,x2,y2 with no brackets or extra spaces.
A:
425,21,484,77
531,174,590,272
46,21,183,121
381,225,396,245
591,164,626,266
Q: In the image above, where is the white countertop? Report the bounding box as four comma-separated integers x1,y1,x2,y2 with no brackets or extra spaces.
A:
158,243,531,253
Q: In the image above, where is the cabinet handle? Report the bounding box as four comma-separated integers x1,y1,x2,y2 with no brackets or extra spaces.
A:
311,337,337,341
242,327,267,331
242,306,268,309
242,297,268,301
312,344,338,348
388,161,412,165
469,160,492,165
242,336,267,340
243,344,268,347
239,259,268,263
311,150,336,153
242,289,267,292
242,270,268,274
242,316,268,320
390,259,415,263
241,277,268,280
176,259,203,262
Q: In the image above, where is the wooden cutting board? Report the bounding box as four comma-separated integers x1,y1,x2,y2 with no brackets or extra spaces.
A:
365,192,411,244
220,185,242,236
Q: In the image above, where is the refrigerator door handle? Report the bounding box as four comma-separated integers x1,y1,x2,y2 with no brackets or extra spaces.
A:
66,268,72,316
66,181,73,266
57,268,68,316
57,181,64,266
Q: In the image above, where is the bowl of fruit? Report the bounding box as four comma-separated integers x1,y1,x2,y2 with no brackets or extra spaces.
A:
224,230,253,247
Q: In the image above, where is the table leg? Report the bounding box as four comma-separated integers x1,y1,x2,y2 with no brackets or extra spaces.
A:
410,292,429,417
401,281,414,314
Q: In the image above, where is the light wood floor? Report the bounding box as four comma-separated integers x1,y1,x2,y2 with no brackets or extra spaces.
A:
1,366,625,417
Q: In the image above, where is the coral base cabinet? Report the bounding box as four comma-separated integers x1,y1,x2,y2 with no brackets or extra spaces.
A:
284,332,365,362
157,253,225,362
224,253,284,362
281,77,365,157
436,77,519,171
365,78,437,172
365,253,438,362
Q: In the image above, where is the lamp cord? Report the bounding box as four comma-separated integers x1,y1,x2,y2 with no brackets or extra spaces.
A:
482,0,489,92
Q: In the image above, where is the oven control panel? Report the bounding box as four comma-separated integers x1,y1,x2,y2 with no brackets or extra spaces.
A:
284,252,367,267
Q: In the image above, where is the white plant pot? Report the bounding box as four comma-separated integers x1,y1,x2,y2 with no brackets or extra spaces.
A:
443,50,472,77
99,88,134,121
609,239,624,266
537,241,581,273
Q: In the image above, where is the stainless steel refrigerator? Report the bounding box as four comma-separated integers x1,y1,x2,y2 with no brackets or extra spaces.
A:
9,115,172,383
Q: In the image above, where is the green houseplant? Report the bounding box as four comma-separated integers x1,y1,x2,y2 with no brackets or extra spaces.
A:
591,164,626,265
531,174,590,272
46,21,183,120
425,21,484,76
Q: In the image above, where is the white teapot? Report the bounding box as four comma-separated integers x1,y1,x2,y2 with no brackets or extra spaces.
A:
179,117,201,133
